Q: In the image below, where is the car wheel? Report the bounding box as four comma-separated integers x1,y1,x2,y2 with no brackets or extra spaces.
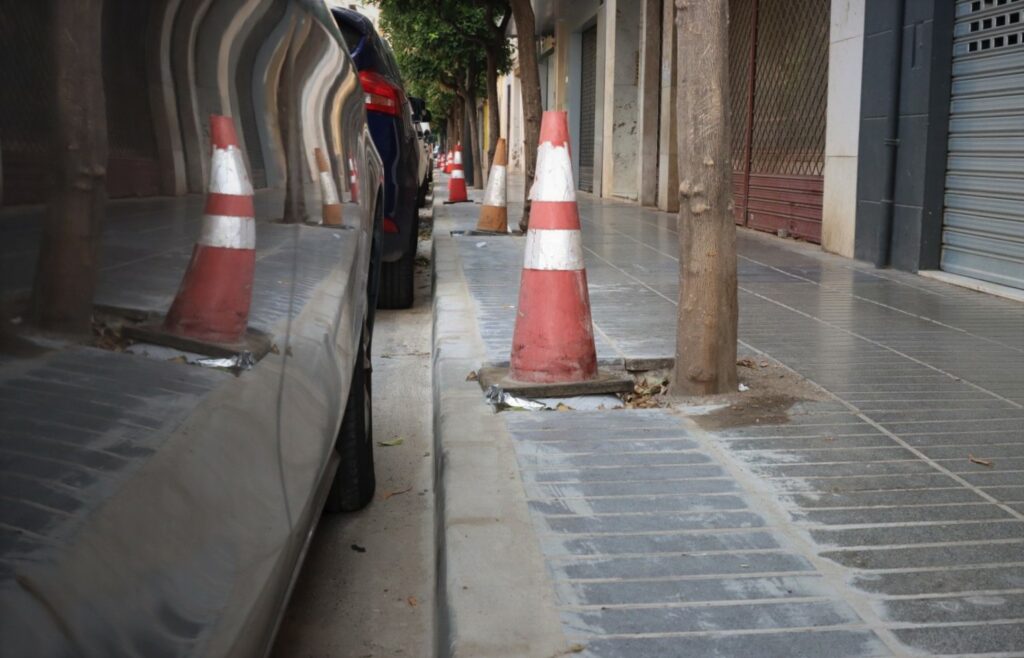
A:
325,321,375,513
376,214,417,310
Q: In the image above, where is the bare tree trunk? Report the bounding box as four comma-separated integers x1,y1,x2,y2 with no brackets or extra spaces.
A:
671,0,738,396
509,0,542,231
31,0,108,334
485,47,500,164
464,92,484,189
279,19,307,224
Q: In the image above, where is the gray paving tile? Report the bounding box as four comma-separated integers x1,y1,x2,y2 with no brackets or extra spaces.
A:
529,493,748,515
527,464,727,483
540,530,780,557
851,565,1024,596
822,541,1024,570
810,521,1024,547
563,600,861,636
892,622,1024,655
553,551,814,580
538,510,768,535
525,478,739,499
578,631,890,658
880,592,1024,624
798,503,1013,526
557,574,833,606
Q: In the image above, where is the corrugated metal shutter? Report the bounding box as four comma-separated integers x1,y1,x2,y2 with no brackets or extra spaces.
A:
941,0,1024,290
578,25,597,193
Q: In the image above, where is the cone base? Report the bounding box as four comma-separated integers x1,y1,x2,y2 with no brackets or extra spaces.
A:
509,269,598,384
478,366,634,398
164,245,255,344
476,206,507,232
322,204,343,226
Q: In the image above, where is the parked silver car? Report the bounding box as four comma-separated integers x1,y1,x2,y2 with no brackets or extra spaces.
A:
0,0,383,655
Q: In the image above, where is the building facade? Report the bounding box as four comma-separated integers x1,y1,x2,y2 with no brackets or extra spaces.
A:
498,0,1023,297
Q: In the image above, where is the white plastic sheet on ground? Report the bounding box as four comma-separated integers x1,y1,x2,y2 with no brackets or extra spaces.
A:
485,385,622,412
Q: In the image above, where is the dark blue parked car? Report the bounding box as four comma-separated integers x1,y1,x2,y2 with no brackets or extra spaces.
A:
333,7,421,309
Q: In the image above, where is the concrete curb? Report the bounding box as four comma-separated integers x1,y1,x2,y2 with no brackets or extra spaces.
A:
431,207,572,658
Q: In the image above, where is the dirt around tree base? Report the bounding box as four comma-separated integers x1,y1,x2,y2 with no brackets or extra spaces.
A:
672,357,832,431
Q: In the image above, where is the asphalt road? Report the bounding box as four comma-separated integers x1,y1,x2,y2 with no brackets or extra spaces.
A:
272,209,436,658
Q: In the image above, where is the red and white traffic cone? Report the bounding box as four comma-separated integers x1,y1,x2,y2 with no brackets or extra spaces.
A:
477,137,508,232
315,147,342,226
446,143,468,203
509,111,597,383
163,115,255,344
347,157,359,203
444,149,454,174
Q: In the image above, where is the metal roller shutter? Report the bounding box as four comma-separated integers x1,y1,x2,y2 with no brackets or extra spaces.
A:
578,25,597,193
942,0,1024,290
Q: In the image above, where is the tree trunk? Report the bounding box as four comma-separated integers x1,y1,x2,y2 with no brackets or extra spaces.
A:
30,0,108,334
464,92,484,189
279,18,307,224
671,0,738,397
485,47,500,165
509,0,542,231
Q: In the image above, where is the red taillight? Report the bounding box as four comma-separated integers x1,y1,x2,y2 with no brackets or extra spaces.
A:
359,70,400,116
383,217,399,233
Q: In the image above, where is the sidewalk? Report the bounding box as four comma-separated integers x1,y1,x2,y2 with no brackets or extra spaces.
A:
431,174,1024,657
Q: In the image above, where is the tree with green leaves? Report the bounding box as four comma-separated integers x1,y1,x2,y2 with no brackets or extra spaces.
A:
376,0,514,188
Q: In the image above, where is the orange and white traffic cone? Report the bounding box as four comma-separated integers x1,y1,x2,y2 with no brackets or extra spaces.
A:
164,115,255,344
446,143,469,203
509,111,597,383
444,149,454,174
315,147,342,226
476,138,508,232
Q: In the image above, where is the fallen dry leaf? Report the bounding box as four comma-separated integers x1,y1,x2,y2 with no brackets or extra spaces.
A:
382,486,412,500
968,454,993,467
465,371,479,381
737,357,757,368
555,403,572,412
407,596,418,607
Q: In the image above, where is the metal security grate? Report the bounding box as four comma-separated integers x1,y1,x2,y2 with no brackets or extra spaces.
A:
747,0,829,177
0,2,53,205
728,0,756,168
578,24,598,193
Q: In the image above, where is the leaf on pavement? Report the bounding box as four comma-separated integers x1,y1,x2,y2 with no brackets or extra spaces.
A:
968,454,993,467
378,438,404,447
382,487,412,500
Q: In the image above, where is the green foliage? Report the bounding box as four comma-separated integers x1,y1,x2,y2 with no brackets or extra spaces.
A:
375,0,512,119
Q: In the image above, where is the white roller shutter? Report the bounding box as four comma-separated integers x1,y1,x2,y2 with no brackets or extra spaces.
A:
941,0,1024,290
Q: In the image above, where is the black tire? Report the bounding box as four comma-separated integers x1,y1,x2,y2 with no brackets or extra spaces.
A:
324,323,374,513
376,213,418,310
